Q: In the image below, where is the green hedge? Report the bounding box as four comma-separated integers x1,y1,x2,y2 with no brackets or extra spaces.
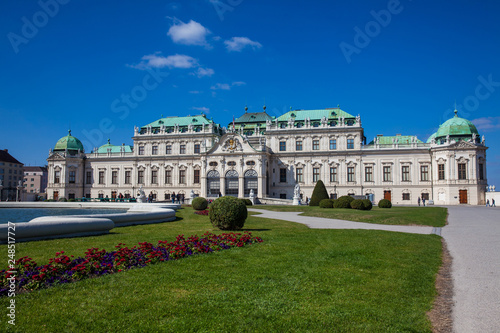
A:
334,195,354,209
362,199,373,211
319,199,334,208
378,199,392,208
192,197,208,210
209,196,248,230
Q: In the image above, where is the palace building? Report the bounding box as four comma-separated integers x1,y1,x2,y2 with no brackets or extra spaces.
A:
46,106,488,205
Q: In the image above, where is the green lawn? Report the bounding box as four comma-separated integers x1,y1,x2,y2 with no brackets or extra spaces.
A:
1,207,443,332
254,205,448,227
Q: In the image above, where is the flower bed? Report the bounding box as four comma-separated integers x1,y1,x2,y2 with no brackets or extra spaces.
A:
194,209,209,215
0,232,263,296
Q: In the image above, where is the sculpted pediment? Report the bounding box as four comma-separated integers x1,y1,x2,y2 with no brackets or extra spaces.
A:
450,140,477,149
207,134,259,155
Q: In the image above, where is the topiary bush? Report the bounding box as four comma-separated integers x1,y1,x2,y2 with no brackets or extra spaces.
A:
362,199,373,211
192,197,208,210
209,196,248,230
334,195,354,209
378,199,392,208
309,180,329,206
319,199,333,208
350,199,365,210
241,198,253,206
68,198,76,202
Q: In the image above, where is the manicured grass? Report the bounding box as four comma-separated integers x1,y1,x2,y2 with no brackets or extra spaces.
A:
1,207,442,332
255,205,448,227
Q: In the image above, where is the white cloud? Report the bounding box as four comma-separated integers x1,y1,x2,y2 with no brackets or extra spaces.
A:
167,19,211,47
131,53,198,70
211,81,247,90
191,106,210,113
472,117,500,131
224,37,262,52
192,67,215,78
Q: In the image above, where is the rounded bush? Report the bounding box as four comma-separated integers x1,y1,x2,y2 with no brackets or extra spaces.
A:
334,195,354,209
378,199,392,208
68,198,76,202
362,199,373,211
241,198,253,206
58,198,67,202
309,180,329,206
209,196,248,230
192,197,208,210
350,199,364,210
319,199,333,208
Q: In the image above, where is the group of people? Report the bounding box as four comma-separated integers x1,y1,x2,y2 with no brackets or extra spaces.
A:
486,199,496,207
417,197,426,206
170,192,184,204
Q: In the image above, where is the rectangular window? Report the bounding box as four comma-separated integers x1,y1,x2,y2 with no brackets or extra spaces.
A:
194,169,200,184
329,139,337,150
402,193,410,200
280,168,287,183
125,170,131,184
420,165,429,181
365,166,373,182
313,167,320,182
54,170,60,184
152,146,158,155
383,166,392,182
111,171,118,184
166,145,172,155
98,171,105,185
179,170,186,184
194,144,200,154
296,140,303,151
347,138,354,149
69,171,76,184
86,171,92,184
330,167,338,182
296,168,303,183
312,140,320,150
165,170,172,184
479,163,484,180
421,193,430,200
458,163,467,180
151,170,158,184
279,141,286,151
180,145,186,154
138,146,144,155
438,164,445,180
138,170,144,184
402,166,410,182
347,167,355,182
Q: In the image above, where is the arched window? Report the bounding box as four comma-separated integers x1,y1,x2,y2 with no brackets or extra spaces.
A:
225,170,239,197
207,170,220,197
244,169,258,196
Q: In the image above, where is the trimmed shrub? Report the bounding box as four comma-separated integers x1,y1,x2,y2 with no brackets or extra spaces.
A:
209,196,248,230
319,199,333,208
309,180,329,206
334,195,355,209
58,198,67,202
378,199,392,208
192,197,208,211
241,198,253,206
350,199,365,210
362,199,373,211
68,198,76,202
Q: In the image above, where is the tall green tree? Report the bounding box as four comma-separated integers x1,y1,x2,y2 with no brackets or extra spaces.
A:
309,180,329,206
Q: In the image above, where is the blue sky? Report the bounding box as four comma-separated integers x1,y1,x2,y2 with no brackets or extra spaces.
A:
1,0,499,186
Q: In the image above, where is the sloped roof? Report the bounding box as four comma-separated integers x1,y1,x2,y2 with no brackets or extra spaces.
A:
233,112,274,123
141,114,215,129
435,111,478,138
54,130,84,152
97,139,133,154
0,149,22,164
276,108,355,122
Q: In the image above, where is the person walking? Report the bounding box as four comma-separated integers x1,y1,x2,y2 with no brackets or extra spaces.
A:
418,197,421,206
492,198,496,207
486,199,490,207
171,192,175,204
422,197,426,206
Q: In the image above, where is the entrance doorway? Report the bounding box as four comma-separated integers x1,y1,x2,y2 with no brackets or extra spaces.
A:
384,190,391,201
459,190,468,204
53,191,59,201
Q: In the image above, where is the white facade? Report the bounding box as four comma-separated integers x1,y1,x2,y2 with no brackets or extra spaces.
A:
46,108,488,205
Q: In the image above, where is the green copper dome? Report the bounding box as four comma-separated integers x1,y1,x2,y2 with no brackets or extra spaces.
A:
54,130,85,152
434,110,479,143
426,132,437,143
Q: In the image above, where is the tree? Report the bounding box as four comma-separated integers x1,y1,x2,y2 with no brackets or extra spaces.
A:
309,180,329,206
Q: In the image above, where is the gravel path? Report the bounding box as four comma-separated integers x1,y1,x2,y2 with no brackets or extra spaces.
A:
249,206,500,332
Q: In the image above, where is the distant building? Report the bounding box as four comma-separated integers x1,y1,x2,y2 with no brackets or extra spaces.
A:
46,107,488,205
0,149,24,201
23,166,48,194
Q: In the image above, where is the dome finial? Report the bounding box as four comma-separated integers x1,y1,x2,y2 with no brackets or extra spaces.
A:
245,105,248,113
454,101,458,117
263,105,266,111
107,138,110,144
68,129,71,136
